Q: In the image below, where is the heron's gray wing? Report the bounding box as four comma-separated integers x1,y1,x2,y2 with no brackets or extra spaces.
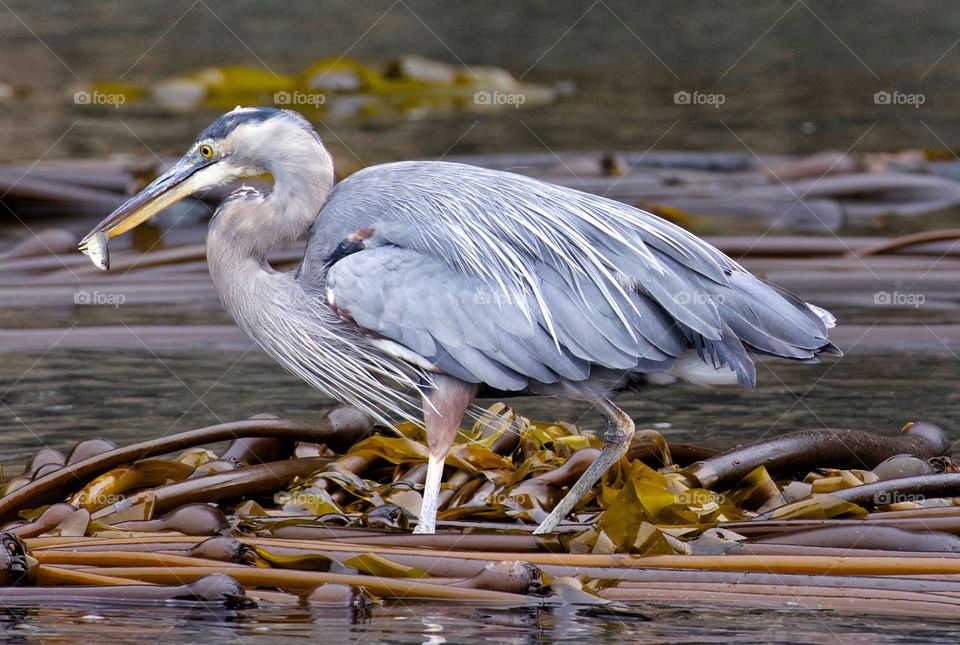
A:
325,246,693,391
302,162,733,337
302,161,836,388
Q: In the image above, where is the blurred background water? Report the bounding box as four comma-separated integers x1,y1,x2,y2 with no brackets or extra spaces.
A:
1,1,960,163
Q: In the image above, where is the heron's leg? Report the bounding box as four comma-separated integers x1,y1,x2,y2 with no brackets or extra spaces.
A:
412,374,478,534
533,399,634,535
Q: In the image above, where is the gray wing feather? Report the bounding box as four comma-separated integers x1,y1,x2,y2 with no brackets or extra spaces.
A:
327,247,599,390
304,161,836,390
305,162,731,339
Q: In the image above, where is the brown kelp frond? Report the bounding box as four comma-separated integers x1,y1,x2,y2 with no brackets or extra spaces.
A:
0,405,957,617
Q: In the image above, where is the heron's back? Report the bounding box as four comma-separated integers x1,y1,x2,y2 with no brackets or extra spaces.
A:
302,161,837,394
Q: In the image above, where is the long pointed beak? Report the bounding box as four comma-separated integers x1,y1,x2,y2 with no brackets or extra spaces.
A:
78,156,210,270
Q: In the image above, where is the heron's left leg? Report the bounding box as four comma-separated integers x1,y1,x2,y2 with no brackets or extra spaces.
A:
413,374,478,534
533,399,634,534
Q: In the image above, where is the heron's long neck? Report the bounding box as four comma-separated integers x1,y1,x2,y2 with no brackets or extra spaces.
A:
203,142,424,426
242,146,334,258
259,153,333,251
204,156,421,426
206,146,333,324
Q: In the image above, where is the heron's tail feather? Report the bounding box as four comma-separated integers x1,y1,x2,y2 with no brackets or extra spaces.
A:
805,302,837,329
708,274,838,363
684,320,756,388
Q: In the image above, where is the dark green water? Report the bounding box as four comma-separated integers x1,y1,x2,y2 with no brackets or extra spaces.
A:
0,601,958,643
2,1,960,164
1,346,957,470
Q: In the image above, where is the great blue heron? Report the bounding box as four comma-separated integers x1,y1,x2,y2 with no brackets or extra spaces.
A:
80,107,838,534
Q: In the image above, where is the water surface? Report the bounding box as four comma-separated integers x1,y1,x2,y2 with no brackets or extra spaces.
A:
1,600,959,644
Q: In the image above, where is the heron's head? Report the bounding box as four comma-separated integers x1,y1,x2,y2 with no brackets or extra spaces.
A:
80,106,330,267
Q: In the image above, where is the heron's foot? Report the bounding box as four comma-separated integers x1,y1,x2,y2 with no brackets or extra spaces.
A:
532,401,635,535
413,454,444,535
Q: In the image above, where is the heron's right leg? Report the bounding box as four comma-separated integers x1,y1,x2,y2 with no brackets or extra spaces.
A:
413,374,478,534
532,399,634,534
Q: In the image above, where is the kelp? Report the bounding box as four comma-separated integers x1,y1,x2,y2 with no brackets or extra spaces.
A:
76,55,565,116
0,411,372,523
0,404,957,618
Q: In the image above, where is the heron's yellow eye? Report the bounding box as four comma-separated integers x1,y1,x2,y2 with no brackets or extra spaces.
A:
198,144,215,158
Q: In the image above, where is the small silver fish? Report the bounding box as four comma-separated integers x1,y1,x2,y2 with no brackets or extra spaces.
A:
79,231,110,271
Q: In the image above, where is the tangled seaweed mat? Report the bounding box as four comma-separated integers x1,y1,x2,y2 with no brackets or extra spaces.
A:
0,404,959,618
